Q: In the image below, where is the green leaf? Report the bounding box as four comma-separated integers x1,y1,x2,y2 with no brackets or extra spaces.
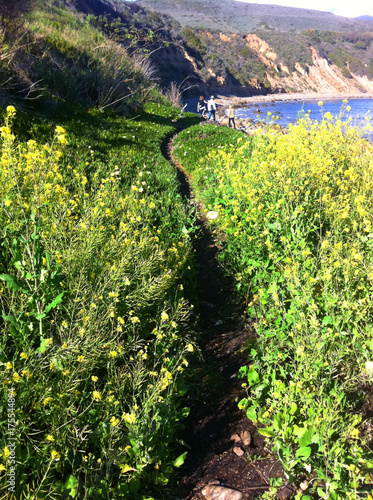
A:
63,476,78,498
258,426,274,438
299,428,313,447
35,313,47,320
296,446,311,459
246,405,257,421
36,337,50,354
44,292,64,314
317,487,326,498
0,274,27,293
247,367,259,386
2,315,18,327
173,451,187,468
322,315,334,326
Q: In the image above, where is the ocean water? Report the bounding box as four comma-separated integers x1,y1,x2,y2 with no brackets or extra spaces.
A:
235,97,373,130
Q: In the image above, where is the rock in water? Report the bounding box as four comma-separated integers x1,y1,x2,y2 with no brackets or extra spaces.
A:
201,485,245,500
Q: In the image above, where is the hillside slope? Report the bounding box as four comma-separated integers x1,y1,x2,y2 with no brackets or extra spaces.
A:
137,0,373,34
132,0,373,96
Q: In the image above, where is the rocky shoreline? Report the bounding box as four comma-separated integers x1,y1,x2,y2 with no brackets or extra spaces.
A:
212,91,373,134
215,91,373,107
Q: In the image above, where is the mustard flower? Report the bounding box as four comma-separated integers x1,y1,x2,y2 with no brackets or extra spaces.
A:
160,311,169,322
6,105,16,116
46,435,55,442
122,413,136,425
92,391,102,401
20,352,28,360
51,450,61,461
110,417,120,426
120,464,134,474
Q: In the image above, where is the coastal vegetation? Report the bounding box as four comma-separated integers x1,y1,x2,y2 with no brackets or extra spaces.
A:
174,108,373,498
0,99,203,498
2,0,373,498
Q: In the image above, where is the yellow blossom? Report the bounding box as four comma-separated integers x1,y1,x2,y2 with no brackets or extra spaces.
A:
110,416,120,426
51,450,61,461
122,412,136,425
92,391,102,401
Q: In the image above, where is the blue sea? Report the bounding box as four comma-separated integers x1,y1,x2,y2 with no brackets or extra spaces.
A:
235,97,373,130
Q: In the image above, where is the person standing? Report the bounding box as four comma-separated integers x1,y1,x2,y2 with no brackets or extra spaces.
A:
228,105,236,129
207,96,217,121
197,96,207,118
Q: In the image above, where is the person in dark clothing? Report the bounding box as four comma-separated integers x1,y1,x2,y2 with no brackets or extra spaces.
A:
197,96,207,117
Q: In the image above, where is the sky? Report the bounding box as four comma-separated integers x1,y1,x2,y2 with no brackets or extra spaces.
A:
235,0,373,19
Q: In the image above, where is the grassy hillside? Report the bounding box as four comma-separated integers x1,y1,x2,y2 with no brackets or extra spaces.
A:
173,110,373,499
0,1,205,498
137,0,373,34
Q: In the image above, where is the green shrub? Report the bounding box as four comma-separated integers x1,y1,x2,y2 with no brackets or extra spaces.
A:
174,109,373,498
0,104,196,498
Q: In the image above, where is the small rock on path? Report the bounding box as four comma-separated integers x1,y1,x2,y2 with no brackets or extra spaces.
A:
202,485,245,500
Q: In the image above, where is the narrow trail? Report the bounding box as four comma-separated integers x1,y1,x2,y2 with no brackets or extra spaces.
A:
161,122,289,500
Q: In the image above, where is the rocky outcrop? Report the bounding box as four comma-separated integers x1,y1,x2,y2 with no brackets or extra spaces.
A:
167,31,373,96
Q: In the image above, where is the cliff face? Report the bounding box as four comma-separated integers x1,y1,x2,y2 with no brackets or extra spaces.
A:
71,0,373,97
160,31,373,96
241,35,373,95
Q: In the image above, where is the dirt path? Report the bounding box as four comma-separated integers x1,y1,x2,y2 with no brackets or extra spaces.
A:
161,125,290,500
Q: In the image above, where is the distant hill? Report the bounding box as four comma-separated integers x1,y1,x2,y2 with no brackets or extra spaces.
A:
135,0,373,34
356,15,373,22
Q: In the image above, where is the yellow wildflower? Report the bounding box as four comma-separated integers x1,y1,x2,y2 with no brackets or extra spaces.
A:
110,417,120,426
92,391,102,401
51,450,61,461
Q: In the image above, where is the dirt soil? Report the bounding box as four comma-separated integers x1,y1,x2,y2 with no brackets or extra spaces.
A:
162,128,291,500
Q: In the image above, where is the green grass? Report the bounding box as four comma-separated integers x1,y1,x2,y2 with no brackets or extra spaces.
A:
0,102,197,499
174,112,373,499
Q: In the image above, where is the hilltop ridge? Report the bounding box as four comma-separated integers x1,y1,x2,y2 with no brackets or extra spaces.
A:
136,0,373,34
